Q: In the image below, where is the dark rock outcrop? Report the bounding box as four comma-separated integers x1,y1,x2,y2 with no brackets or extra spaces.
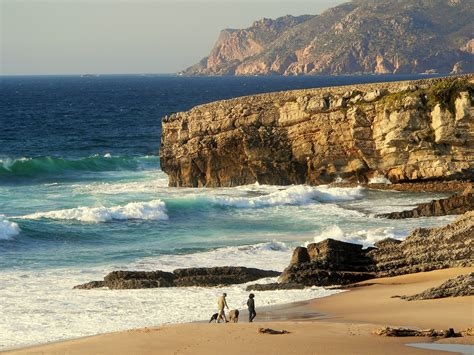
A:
103,270,176,289
73,281,105,290
161,76,474,188
378,186,474,219
74,267,280,290
278,212,473,286
246,282,305,291
172,267,279,287
401,273,474,301
278,239,376,286
182,1,474,76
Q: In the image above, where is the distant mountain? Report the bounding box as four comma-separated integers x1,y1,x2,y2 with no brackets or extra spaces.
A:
181,0,474,76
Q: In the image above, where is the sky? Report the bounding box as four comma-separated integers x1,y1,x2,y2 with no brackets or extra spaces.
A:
1,0,346,75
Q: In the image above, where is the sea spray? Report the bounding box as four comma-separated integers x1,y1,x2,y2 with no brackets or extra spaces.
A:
0,215,20,240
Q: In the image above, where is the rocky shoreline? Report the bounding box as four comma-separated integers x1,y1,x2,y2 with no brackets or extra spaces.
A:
76,211,473,297
378,186,473,219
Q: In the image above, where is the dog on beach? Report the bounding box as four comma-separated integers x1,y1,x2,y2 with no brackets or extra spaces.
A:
209,313,219,323
228,309,239,323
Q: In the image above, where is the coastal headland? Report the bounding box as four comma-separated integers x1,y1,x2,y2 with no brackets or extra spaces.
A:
161,75,474,187
5,76,472,354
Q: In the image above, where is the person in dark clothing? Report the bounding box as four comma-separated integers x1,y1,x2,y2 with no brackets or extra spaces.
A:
247,293,256,322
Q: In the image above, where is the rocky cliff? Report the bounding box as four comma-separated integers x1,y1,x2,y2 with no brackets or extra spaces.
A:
276,211,473,287
182,0,474,76
160,76,474,187
378,186,473,219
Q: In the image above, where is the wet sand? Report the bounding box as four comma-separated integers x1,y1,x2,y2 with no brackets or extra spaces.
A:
4,267,473,355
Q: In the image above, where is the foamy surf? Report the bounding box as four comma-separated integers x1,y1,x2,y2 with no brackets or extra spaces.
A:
205,185,364,208
0,215,20,240
0,265,340,350
129,241,293,272
307,225,407,248
22,200,168,223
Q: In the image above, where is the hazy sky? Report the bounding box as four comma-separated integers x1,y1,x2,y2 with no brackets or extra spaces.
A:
1,0,346,75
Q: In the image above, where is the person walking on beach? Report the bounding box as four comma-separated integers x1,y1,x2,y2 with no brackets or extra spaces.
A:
217,293,229,323
247,293,256,322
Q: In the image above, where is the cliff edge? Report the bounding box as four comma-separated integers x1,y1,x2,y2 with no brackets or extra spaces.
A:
160,76,474,187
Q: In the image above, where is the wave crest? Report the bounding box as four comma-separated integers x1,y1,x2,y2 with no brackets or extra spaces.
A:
0,215,21,240
0,155,160,179
22,200,168,223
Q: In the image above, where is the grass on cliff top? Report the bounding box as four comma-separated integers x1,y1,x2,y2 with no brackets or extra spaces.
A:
427,78,474,113
380,78,474,113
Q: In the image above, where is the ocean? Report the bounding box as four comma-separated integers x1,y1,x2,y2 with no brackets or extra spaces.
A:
0,74,454,349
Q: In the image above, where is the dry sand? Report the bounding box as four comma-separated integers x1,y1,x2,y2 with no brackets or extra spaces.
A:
4,267,473,355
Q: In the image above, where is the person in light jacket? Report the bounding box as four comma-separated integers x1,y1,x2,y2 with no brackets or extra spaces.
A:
217,293,229,323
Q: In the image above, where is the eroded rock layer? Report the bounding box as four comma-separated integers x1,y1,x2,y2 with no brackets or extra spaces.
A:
160,76,474,188
401,273,474,301
378,186,473,219
277,212,473,286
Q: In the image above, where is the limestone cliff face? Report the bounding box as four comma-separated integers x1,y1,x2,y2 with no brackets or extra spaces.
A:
160,76,474,187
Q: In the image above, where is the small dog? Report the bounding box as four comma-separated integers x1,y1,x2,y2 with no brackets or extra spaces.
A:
228,309,239,323
209,313,219,323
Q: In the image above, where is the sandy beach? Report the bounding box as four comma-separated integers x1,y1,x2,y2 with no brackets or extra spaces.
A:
5,267,473,355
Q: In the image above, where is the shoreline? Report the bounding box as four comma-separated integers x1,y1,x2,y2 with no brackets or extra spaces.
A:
4,267,473,354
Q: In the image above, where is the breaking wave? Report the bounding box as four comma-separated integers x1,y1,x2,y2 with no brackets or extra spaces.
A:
307,225,406,248
0,155,160,179
206,185,364,208
0,215,21,240
22,200,168,223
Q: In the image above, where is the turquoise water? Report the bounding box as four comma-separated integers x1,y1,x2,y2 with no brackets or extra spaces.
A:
0,74,453,349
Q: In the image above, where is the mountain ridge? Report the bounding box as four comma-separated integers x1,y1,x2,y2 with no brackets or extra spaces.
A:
181,0,474,76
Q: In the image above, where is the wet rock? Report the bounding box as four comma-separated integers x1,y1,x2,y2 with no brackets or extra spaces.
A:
73,281,105,289
401,273,474,301
74,267,280,290
290,246,310,265
378,187,474,219
104,270,176,289
279,265,374,286
246,282,305,291
172,267,280,287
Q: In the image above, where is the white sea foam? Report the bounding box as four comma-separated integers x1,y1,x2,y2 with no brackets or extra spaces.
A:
307,225,406,248
73,171,169,195
0,242,340,350
130,241,293,272
0,215,20,240
206,185,364,208
22,200,168,223
369,175,392,184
